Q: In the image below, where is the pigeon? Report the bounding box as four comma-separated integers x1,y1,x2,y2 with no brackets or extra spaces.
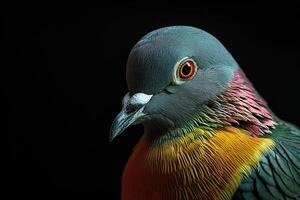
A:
110,26,300,200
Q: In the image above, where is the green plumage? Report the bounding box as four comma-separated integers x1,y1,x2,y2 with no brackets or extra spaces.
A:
234,117,300,199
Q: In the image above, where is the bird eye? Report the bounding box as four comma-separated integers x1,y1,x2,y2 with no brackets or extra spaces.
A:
178,60,196,79
172,58,197,85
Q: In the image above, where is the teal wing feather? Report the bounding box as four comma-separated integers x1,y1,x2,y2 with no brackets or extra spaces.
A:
233,118,300,200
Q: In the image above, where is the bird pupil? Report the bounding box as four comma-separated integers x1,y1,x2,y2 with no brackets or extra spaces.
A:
182,64,191,75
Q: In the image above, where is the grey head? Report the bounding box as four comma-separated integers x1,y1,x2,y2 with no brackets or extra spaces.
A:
110,26,239,141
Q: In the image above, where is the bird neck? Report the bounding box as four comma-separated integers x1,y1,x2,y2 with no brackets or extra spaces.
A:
150,69,276,145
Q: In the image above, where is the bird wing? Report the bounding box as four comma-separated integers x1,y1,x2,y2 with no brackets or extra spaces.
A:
234,119,300,200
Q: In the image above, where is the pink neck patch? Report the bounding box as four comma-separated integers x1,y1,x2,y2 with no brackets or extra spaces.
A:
216,69,276,135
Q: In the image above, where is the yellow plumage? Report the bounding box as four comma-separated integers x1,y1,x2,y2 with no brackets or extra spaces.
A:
121,126,274,200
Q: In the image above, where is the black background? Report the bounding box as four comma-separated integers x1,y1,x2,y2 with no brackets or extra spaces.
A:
2,3,300,196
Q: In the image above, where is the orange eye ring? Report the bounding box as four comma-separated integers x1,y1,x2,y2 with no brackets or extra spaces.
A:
178,60,196,79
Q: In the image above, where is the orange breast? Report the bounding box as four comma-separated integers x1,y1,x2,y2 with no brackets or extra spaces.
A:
121,126,274,200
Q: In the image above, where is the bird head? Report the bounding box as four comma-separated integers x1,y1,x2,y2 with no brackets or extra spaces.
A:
110,26,273,142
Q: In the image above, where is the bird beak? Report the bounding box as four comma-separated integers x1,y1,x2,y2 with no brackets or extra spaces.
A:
110,93,153,141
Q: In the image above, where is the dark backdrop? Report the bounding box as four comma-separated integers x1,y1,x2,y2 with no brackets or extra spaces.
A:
2,3,300,196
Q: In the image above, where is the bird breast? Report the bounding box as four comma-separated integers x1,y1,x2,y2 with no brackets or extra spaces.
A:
121,126,274,200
